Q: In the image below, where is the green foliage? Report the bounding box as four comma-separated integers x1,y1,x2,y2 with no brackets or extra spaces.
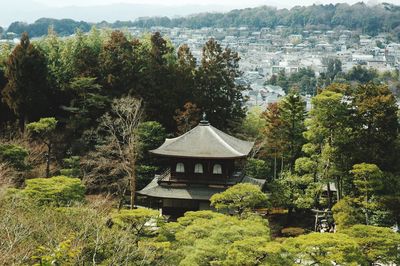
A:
1,195,399,266
299,85,352,207
282,232,363,265
26,117,57,136
194,38,246,129
296,82,399,214
350,83,399,171
65,77,109,146
269,171,321,212
333,193,396,229
159,210,270,265
136,121,167,189
270,67,317,94
325,58,343,85
258,89,306,176
99,30,136,97
32,237,80,266
60,156,81,178
7,18,91,37
1,22,400,266
2,33,50,129
136,165,159,191
332,197,364,230
6,4,400,41
27,117,58,177
111,208,160,228
351,163,384,199
245,158,270,180
280,227,305,237
0,144,29,171
259,102,285,178
137,121,167,158
111,208,161,241
134,32,187,131
294,157,317,175
240,106,265,139
224,236,271,266
304,88,349,147
342,224,400,265
210,183,269,216
346,65,378,84
0,198,164,265
8,176,85,206
278,89,307,169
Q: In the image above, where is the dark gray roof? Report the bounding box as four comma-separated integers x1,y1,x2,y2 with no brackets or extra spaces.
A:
150,122,254,158
137,176,266,201
137,177,225,200
241,176,266,188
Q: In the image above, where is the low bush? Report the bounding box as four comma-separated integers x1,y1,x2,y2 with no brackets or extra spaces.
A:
281,227,305,237
8,176,85,206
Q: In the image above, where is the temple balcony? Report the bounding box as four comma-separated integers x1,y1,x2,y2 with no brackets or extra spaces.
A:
156,168,244,187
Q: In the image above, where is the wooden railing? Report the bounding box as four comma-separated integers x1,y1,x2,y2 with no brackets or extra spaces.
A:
157,168,171,183
157,168,244,187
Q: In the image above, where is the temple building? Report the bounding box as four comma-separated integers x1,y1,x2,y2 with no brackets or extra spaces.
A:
137,117,265,217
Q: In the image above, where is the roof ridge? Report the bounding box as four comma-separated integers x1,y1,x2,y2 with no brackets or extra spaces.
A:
210,125,253,145
162,125,198,148
206,126,243,156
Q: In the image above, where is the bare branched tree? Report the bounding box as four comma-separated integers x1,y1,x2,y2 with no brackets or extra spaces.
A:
0,162,15,186
86,96,143,208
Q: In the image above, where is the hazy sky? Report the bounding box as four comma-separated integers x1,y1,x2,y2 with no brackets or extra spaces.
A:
30,0,394,7
1,0,399,27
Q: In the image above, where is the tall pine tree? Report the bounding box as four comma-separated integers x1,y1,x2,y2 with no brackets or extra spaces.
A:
195,38,246,129
350,83,399,171
99,30,135,97
279,89,307,170
2,33,50,131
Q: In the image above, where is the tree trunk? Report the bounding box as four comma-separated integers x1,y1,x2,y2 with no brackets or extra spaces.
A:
274,153,277,179
118,184,128,211
326,182,332,209
130,165,136,209
45,143,51,178
365,193,369,225
287,207,293,225
335,176,341,201
290,114,295,172
19,115,28,133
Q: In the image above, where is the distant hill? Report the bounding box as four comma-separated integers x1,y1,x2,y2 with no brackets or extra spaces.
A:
4,3,400,40
6,18,91,38
0,3,234,29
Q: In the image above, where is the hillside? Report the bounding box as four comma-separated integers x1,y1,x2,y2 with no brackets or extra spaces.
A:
3,3,400,39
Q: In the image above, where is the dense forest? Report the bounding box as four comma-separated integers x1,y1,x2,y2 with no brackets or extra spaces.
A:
3,2,400,39
0,28,246,193
0,29,399,265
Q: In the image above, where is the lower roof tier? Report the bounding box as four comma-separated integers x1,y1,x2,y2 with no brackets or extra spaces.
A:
137,176,265,201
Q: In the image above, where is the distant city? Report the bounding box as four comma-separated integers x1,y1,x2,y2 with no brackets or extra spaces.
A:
2,24,400,109
129,26,398,109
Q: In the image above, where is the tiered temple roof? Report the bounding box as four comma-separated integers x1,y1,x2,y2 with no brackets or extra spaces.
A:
150,120,254,158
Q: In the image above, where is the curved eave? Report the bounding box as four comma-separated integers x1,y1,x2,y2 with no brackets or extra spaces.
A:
137,190,216,201
148,150,250,159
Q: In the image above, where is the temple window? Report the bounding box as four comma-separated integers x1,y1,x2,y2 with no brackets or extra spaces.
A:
176,162,185,173
194,163,204,173
213,164,222,174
